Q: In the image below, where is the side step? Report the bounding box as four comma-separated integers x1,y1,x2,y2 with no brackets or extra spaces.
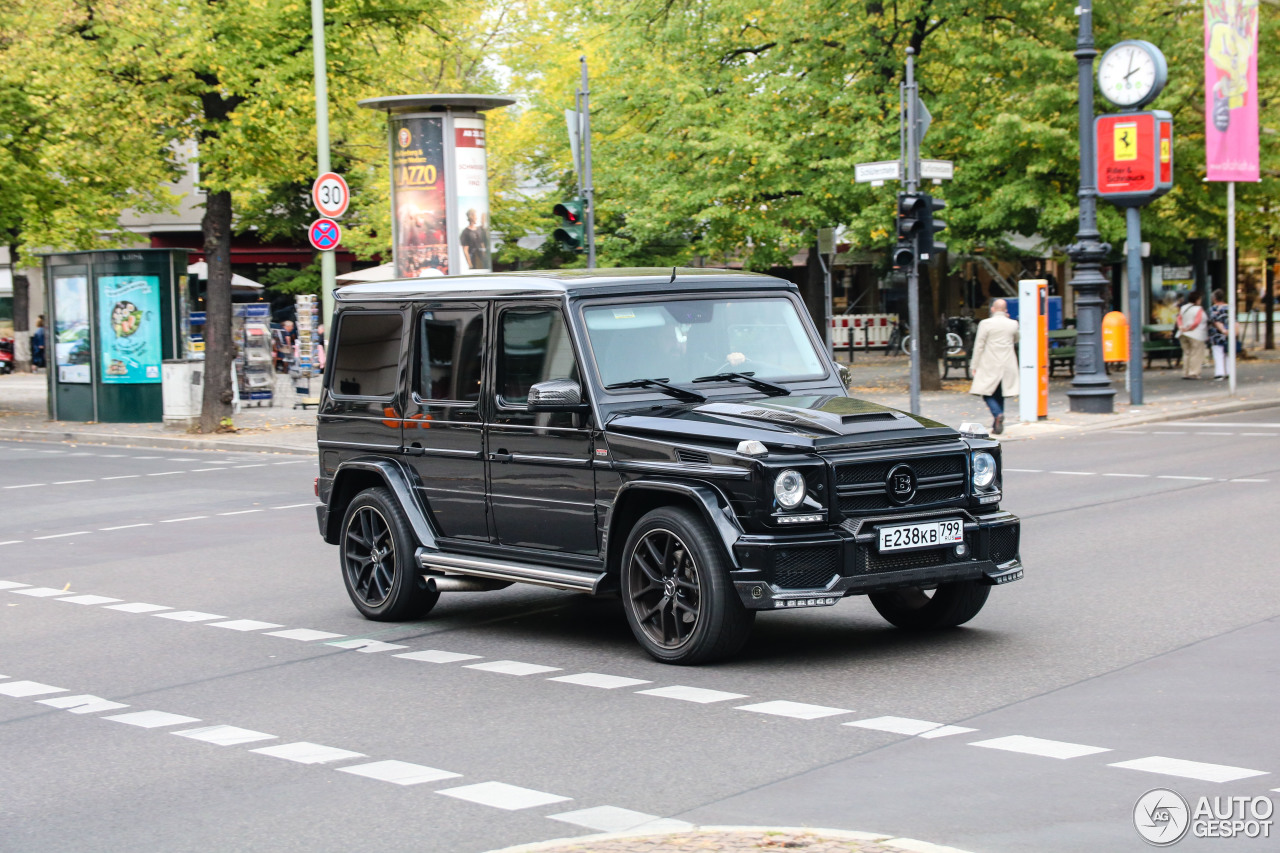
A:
417,549,607,594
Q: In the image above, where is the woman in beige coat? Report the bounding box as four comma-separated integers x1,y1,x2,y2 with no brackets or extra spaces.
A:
968,299,1020,434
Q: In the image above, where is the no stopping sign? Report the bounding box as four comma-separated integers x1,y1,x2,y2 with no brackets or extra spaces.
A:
312,172,349,218
308,218,342,251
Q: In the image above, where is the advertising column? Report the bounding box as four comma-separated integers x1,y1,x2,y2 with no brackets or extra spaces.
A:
390,117,448,277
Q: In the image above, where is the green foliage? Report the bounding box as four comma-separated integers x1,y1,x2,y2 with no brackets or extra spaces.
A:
261,263,322,297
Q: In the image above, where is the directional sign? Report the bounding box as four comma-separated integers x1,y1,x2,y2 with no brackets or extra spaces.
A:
311,172,350,218
854,161,901,184
920,159,955,181
308,218,342,252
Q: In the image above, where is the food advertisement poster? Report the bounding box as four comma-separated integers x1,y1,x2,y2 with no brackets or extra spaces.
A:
53,275,91,384
454,117,491,273
97,275,162,384
391,116,449,277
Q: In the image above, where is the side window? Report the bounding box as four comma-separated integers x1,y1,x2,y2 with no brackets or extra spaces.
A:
499,308,579,405
329,313,403,399
415,309,484,402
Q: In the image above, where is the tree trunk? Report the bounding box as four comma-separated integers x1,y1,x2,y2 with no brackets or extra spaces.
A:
917,261,942,391
199,189,235,433
12,268,31,373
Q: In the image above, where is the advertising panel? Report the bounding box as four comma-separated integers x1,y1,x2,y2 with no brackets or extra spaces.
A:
454,117,492,273
390,116,448,277
1204,0,1260,182
97,274,162,384
1096,113,1157,196
53,275,91,384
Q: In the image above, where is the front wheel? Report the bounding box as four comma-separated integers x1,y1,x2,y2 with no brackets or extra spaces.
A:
620,507,754,665
868,580,990,630
340,487,439,621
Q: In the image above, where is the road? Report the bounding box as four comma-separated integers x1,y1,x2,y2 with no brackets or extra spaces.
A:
2,408,1278,852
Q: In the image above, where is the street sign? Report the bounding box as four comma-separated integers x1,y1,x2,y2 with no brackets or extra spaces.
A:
817,227,836,255
920,159,954,180
308,218,342,251
855,161,901,183
311,172,350,218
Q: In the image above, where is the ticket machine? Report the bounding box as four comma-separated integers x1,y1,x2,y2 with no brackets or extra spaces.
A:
1019,279,1048,423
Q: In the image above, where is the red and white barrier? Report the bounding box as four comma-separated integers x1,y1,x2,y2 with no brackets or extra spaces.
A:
830,314,899,349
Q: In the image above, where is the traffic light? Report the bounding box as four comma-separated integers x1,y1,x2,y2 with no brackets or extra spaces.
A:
893,192,922,271
915,194,946,261
552,199,586,252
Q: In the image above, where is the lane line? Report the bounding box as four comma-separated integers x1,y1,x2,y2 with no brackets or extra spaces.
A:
208,619,284,632
337,760,461,785
0,541,23,546
32,532,90,540
1004,468,1042,473
549,806,688,834
0,581,31,589
154,610,224,622
437,781,570,811
4,483,46,489
37,694,130,714
1049,471,1095,476
326,639,407,653
1109,756,1268,783
1156,475,1213,481
147,472,185,477
844,716,975,738
970,735,1111,760
394,650,480,663
104,602,171,613
464,660,562,677
736,700,852,720
174,725,277,746
266,628,345,642
103,710,202,729
272,503,315,510
250,742,366,765
218,510,262,516
100,524,153,531
100,475,140,480
548,673,651,690
159,516,209,523
11,587,74,596
234,464,266,469
636,685,748,704
1102,473,1149,478
56,595,123,606
52,480,93,485
0,681,67,698
1230,478,1269,483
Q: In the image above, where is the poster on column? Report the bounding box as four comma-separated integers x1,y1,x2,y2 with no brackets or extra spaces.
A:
97,275,162,384
454,117,491,273
1204,0,1259,182
391,116,449,277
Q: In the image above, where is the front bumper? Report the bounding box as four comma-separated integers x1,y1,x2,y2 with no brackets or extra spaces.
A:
730,509,1022,610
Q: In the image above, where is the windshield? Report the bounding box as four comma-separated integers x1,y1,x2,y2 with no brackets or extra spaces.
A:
582,297,826,389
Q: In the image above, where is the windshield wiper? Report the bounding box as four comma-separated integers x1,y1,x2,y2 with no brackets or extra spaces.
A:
605,377,706,403
692,372,789,397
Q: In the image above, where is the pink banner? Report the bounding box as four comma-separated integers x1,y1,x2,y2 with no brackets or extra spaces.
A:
1204,0,1260,182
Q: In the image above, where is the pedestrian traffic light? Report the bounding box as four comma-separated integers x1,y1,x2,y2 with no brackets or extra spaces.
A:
552,199,586,252
915,194,947,261
893,193,922,271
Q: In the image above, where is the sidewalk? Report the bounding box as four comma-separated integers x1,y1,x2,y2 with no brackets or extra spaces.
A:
485,826,973,853
1,352,1277,453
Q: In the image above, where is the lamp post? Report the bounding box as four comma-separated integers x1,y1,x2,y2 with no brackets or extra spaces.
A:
1066,5,1116,414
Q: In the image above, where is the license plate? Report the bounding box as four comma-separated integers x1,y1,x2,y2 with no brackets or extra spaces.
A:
877,519,964,552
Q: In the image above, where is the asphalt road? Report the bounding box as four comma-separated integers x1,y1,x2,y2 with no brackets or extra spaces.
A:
2,408,1279,852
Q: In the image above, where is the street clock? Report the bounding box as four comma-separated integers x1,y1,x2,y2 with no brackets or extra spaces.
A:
1097,40,1168,109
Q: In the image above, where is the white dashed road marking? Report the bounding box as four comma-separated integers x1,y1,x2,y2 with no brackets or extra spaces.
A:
175,725,277,746
845,716,976,738
208,619,284,632
251,742,366,765
53,479,93,485
12,587,72,597
549,806,689,833
326,639,407,653
438,781,571,811
549,673,652,690
1109,756,1268,783
32,531,89,540
103,710,201,728
464,660,562,677
394,649,481,663
637,685,749,704
3,483,45,489
104,602,170,613
267,628,345,642
0,681,67,698
100,524,153,531
37,694,130,714
159,516,209,524
0,581,30,589
971,735,1112,760
736,700,851,720
56,595,123,605
218,510,262,516
1050,471,1095,476
154,610,225,622
337,760,461,785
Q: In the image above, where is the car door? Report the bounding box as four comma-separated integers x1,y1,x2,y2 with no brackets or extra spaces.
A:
401,303,490,543
486,303,597,556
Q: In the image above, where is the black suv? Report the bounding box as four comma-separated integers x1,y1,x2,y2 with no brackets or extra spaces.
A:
316,268,1022,664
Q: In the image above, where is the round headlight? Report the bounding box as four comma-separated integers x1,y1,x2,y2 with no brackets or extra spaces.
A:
972,452,997,490
773,469,806,509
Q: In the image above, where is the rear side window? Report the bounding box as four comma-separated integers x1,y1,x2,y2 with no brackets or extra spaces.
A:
329,312,403,398
416,309,484,402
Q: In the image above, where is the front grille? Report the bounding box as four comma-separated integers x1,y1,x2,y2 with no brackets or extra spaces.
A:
773,546,839,589
835,454,964,487
989,526,1020,563
861,547,947,574
833,452,967,517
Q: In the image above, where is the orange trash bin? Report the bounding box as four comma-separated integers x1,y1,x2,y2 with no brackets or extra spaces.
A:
1102,310,1130,364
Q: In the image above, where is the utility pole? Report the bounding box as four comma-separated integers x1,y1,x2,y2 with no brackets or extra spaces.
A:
579,57,597,269
310,0,335,329
904,48,921,416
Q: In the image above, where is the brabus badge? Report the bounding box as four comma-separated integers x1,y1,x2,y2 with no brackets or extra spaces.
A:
885,463,917,505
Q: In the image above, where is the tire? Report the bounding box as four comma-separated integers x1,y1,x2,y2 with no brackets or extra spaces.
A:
620,506,754,665
340,487,439,621
868,580,990,630
900,334,911,356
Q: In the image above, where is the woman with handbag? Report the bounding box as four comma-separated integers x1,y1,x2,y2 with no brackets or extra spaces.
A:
1176,291,1208,379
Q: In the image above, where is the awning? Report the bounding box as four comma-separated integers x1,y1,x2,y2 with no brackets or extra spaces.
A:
186,261,264,291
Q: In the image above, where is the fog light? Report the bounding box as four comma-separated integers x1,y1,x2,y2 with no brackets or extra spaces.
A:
955,542,969,558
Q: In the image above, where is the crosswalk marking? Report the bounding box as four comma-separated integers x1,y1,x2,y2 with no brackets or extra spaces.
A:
1109,756,1268,783
971,735,1111,760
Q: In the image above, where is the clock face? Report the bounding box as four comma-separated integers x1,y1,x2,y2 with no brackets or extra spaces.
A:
1098,42,1163,107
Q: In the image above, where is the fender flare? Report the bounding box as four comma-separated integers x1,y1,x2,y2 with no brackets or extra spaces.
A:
327,457,438,550
606,480,744,570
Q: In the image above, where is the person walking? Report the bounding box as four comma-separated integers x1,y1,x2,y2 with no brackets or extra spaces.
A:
969,298,1020,435
1176,291,1208,379
1208,289,1230,380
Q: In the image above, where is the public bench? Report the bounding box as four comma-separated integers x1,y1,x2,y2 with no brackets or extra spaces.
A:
1047,329,1077,377
1142,324,1182,369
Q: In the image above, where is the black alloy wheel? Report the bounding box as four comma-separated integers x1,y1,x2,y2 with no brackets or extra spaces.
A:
339,487,439,621
868,580,990,630
621,506,754,665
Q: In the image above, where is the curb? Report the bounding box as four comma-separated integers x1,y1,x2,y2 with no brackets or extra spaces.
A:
0,426,313,456
995,394,1279,442
482,826,975,853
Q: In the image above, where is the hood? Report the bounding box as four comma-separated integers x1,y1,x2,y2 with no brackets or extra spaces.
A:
606,394,954,449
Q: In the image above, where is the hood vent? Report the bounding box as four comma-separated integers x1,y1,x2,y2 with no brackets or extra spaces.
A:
675,449,711,464
841,412,899,424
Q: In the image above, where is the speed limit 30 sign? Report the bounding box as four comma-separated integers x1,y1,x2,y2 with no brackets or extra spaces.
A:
312,171,350,218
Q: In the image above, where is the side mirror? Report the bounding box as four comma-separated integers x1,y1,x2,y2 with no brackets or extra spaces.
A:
527,379,588,412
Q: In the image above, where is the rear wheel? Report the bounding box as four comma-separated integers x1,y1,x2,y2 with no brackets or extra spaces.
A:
869,580,990,630
340,487,439,621
621,507,754,665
